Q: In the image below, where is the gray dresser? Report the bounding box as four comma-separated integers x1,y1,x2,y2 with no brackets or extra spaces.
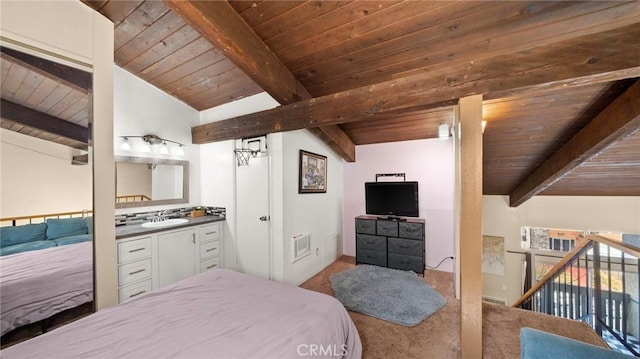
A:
355,215,425,274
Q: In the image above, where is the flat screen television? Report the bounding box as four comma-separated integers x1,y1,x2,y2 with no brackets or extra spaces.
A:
365,181,419,218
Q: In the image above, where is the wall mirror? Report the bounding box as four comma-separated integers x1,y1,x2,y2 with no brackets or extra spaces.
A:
0,43,94,347
115,156,189,208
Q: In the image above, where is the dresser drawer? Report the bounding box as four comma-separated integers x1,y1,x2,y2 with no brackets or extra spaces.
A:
118,258,152,286
388,253,423,274
119,279,152,303
200,256,220,272
399,222,424,240
117,236,152,264
376,220,398,237
356,248,387,267
355,218,376,235
199,240,220,260
200,223,220,243
388,237,423,256
356,234,386,251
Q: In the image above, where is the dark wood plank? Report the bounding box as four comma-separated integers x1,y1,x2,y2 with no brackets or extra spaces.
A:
510,80,640,206
304,1,638,96
164,0,305,104
122,25,200,73
94,0,144,26
113,0,170,51
1,99,88,143
232,0,302,28
166,0,356,162
115,10,186,66
1,46,91,92
137,37,214,81
191,24,640,144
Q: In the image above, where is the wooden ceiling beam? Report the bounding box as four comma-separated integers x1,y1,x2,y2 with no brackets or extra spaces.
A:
164,0,355,162
509,80,640,207
0,99,89,144
0,46,91,93
191,38,640,144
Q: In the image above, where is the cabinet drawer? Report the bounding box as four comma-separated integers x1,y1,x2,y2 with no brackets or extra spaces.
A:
388,253,423,274
200,256,220,272
117,236,152,264
377,220,398,237
399,222,424,240
119,279,152,303
356,248,387,267
356,234,386,251
200,223,220,243
118,258,152,286
388,237,423,256
355,219,376,235
200,240,220,260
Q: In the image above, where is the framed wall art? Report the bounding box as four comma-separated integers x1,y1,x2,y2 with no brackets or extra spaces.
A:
299,150,327,194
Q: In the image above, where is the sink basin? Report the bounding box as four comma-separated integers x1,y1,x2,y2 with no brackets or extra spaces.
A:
141,218,189,229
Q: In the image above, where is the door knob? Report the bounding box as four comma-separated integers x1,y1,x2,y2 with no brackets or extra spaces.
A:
259,215,270,222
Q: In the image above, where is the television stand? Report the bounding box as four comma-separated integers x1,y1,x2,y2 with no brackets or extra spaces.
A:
355,215,425,275
384,215,406,222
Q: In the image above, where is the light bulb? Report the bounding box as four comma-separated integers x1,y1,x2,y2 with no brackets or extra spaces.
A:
159,142,169,155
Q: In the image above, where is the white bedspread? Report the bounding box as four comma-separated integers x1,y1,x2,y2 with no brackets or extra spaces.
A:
0,241,93,336
2,269,362,359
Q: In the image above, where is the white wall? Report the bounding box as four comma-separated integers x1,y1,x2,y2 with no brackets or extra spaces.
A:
113,65,200,214
1,0,117,309
0,130,92,217
343,139,456,272
483,195,640,305
199,92,279,270
274,130,345,285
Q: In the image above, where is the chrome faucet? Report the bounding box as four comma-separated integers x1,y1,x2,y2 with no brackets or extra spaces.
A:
151,210,168,223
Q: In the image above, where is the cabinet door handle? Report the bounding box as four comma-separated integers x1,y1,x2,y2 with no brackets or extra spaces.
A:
206,247,217,252
129,269,146,276
192,233,196,244
206,264,218,269
129,290,146,298
128,248,145,253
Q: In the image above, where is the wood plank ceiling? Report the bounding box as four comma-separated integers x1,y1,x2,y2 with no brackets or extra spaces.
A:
80,0,640,202
0,47,91,150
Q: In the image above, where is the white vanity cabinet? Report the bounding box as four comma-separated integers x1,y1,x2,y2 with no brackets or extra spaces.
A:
157,228,197,288
117,235,153,303
116,221,223,303
198,223,221,273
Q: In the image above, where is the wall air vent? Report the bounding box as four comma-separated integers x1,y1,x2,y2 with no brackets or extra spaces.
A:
291,233,311,263
482,295,507,306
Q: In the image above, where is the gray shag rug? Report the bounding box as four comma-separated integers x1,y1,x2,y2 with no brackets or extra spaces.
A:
329,264,446,326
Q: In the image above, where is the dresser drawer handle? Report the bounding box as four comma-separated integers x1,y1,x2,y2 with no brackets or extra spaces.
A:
129,290,146,298
399,245,410,249
400,260,410,264
206,247,217,252
404,228,419,232
128,248,145,253
367,255,376,259
205,231,217,235
128,269,146,276
206,264,218,269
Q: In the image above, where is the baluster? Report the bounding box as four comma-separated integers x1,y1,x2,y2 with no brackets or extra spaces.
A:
607,245,613,331
621,252,627,343
593,243,603,336
569,262,574,319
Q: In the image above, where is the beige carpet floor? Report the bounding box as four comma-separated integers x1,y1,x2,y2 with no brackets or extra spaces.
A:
301,256,608,358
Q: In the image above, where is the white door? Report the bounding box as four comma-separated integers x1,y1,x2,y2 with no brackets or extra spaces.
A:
235,138,271,279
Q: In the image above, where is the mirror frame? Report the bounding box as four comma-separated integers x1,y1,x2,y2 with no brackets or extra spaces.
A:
115,156,189,209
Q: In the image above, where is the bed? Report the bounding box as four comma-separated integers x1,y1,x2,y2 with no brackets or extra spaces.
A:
1,268,362,358
0,241,93,336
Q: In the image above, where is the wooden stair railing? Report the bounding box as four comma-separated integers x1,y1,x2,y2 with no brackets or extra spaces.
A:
513,234,640,308
512,234,640,356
